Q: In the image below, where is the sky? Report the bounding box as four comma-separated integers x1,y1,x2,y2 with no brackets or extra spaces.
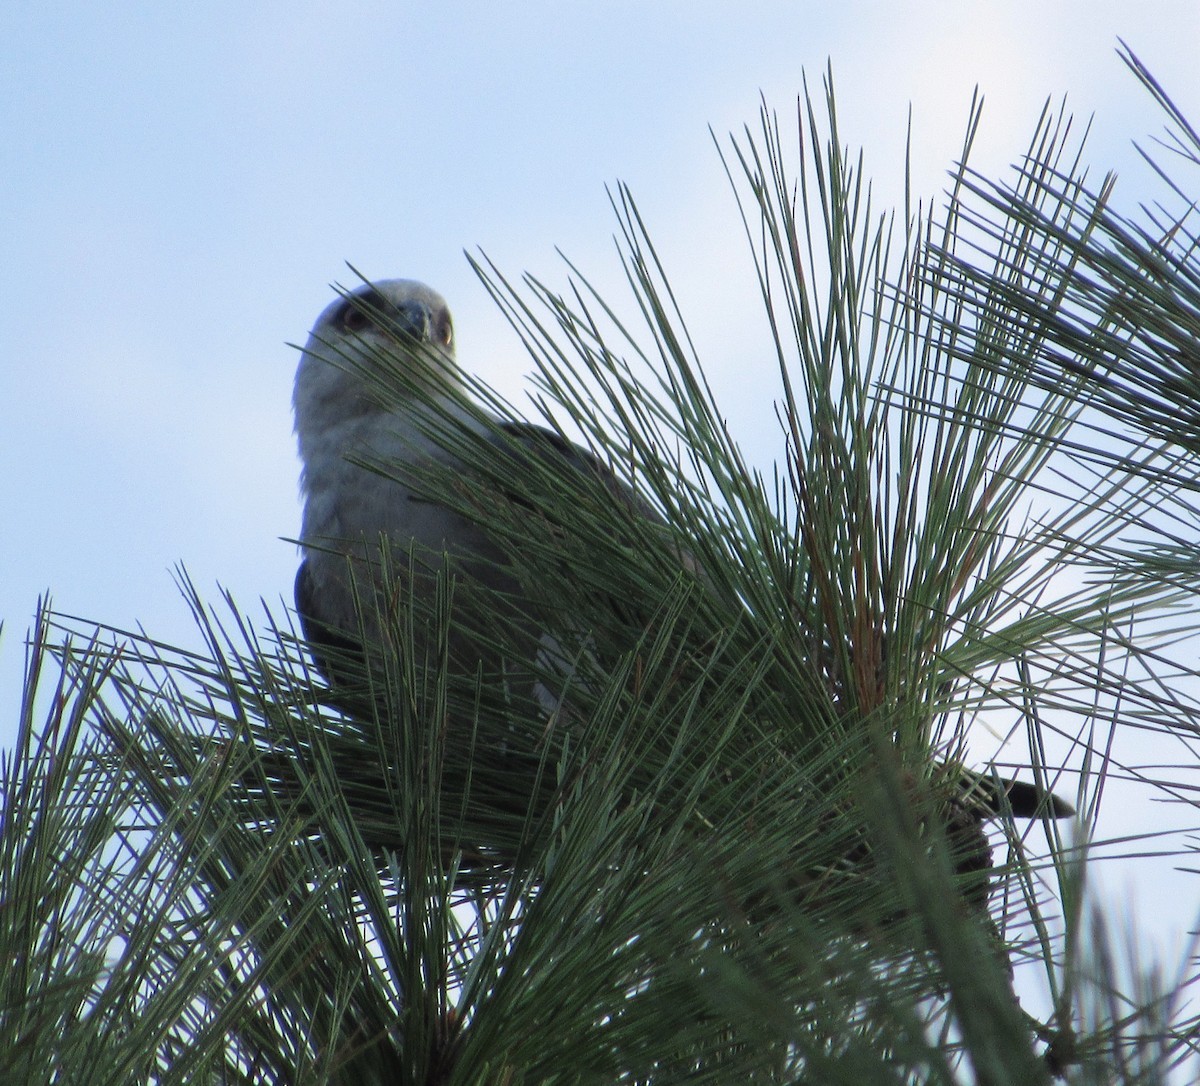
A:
3,0,1199,1030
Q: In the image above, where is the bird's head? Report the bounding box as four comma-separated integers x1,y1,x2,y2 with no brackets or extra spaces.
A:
294,278,458,432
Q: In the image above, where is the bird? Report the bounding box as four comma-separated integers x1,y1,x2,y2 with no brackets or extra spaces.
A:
292,277,515,693
291,277,668,870
292,278,652,719
289,276,1072,887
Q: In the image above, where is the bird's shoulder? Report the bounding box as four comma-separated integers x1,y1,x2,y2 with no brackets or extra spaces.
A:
490,421,605,473
487,421,661,522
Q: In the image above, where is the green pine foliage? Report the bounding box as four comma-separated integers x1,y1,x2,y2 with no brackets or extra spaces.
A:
3,58,1198,1083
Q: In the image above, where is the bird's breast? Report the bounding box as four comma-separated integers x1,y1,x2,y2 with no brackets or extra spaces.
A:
298,411,517,634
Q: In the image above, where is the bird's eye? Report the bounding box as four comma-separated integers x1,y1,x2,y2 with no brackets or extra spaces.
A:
436,312,453,348
339,303,373,334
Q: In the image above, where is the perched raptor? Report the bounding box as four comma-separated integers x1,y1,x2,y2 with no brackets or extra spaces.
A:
293,278,644,718
293,278,515,688
291,277,1071,879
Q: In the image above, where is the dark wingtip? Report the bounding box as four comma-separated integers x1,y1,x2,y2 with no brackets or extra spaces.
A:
996,777,1075,819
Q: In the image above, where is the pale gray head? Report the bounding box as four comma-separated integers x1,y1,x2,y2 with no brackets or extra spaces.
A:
293,279,458,440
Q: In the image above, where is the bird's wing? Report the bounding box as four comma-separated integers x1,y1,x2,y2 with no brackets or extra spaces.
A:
967,771,1075,819
490,426,1075,822
489,420,664,523
294,558,369,690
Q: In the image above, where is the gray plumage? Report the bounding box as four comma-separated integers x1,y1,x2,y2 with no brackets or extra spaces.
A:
293,278,646,722
296,280,500,655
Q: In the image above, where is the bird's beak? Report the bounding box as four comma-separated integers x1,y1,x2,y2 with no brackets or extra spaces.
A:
393,300,434,344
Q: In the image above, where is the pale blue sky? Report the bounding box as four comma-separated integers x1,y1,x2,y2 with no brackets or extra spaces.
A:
3,0,1198,1014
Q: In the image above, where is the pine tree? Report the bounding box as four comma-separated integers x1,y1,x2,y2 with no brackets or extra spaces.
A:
3,56,1198,1083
